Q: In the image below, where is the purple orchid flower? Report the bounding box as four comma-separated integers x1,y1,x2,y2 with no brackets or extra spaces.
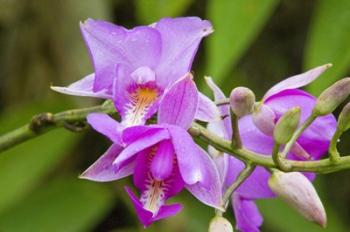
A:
51,17,214,127
81,74,222,227
206,64,337,232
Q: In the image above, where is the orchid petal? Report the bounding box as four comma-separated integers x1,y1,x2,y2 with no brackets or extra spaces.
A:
263,64,332,100
87,113,123,144
131,66,156,84
195,92,221,122
80,19,161,91
113,64,161,127
114,129,170,166
158,73,198,129
167,126,202,184
155,17,213,88
225,156,275,199
205,76,232,138
51,74,110,98
122,125,164,144
233,194,263,232
133,146,184,198
185,146,223,209
152,203,183,221
122,125,165,144
125,186,154,227
168,125,222,208
80,144,134,182
265,89,336,159
150,140,175,181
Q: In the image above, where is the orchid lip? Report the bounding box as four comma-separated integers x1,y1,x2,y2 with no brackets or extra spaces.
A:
123,82,161,127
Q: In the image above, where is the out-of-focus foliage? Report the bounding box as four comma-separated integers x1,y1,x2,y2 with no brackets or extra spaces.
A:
206,0,279,85
0,0,350,231
136,0,194,24
0,177,114,232
305,0,350,95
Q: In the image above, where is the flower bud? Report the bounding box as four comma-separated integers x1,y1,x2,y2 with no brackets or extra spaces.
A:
337,102,350,132
273,107,301,144
268,170,327,228
208,216,234,232
252,103,276,135
230,87,255,117
313,78,350,116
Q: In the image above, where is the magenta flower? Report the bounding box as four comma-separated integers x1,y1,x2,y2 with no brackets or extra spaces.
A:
52,17,213,127
206,64,337,232
81,74,222,227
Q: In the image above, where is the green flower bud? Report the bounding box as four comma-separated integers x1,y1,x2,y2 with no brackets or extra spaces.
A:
268,170,327,228
337,102,350,132
208,216,234,232
273,107,301,144
313,78,350,116
230,87,255,117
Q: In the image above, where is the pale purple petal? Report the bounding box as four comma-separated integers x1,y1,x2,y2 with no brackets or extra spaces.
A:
185,146,223,209
205,76,232,138
155,17,213,88
167,126,203,185
80,144,134,182
168,125,222,208
225,157,275,199
122,125,165,144
131,66,156,84
112,63,133,116
252,104,276,136
263,64,332,100
195,92,221,122
239,115,275,154
233,194,263,232
87,113,123,144
152,203,183,221
125,186,154,227
51,74,110,98
158,74,198,129
114,129,170,166
81,19,161,91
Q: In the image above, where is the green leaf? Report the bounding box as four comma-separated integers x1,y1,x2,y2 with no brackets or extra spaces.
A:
0,176,114,232
206,0,279,84
135,0,193,24
0,101,79,213
304,0,350,95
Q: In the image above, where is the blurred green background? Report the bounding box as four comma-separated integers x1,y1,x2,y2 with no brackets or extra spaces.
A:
0,0,350,231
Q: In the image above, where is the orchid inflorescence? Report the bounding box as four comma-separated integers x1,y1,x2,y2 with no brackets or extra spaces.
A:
13,16,350,231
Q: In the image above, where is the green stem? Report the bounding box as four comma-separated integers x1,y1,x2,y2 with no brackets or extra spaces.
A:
329,128,342,162
1,103,350,175
222,164,255,209
231,113,242,148
0,101,116,152
280,114,316,158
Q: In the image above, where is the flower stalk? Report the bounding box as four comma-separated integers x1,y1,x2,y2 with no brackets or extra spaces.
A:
2,102,350,174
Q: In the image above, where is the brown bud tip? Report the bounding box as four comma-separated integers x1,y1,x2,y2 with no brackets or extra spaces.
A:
273,107,301,144
230,87,255,117
313,78,350,116
209,216,234,232
268,170,327,228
